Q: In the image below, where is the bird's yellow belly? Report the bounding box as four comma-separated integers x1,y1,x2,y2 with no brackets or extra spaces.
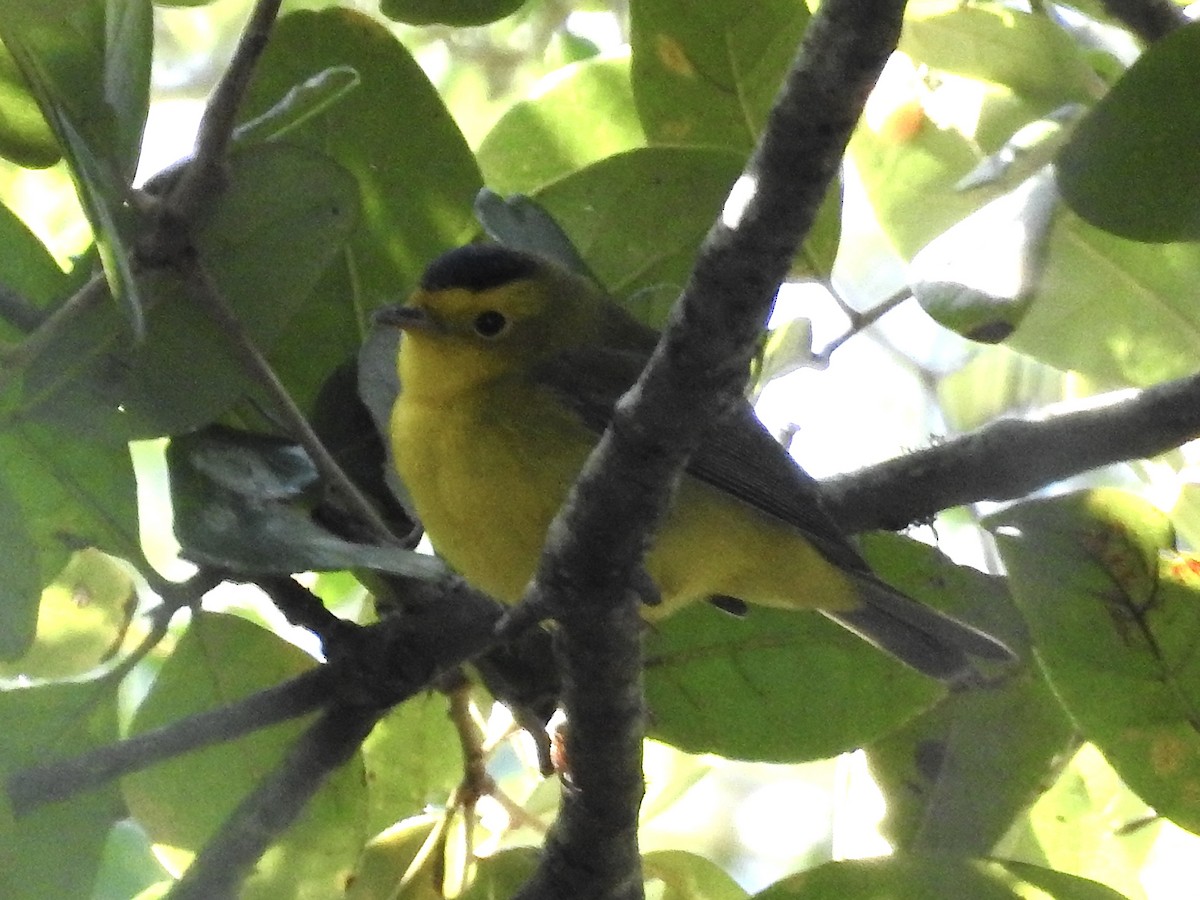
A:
391,391,591,603
391,390,857,614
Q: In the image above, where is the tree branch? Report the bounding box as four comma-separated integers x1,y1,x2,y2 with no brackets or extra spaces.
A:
824,371,1200,533
7,667,336,818
166,700,382,900
511,1,909,898
1097,0,1187,44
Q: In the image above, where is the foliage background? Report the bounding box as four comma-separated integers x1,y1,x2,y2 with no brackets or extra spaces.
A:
2,0,1200,897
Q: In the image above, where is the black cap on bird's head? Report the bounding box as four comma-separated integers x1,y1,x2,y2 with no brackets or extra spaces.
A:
420,244,542,294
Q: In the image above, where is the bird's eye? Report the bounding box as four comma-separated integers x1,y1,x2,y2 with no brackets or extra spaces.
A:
473,310,508,338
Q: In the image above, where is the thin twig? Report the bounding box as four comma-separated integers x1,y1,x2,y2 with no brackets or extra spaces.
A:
179,255,400,547
166,0,284,225
814,284,912,364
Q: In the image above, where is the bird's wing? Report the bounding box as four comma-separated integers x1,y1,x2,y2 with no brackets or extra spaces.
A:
534,344,868,572
534,344,1014,680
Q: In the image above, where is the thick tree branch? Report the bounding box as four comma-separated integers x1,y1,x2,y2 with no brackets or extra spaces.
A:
511,1,909,898
1098,0,1187,43
7,573,503,814
824,372,1200,533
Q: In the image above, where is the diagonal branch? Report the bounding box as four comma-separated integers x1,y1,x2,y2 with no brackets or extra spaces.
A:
824,371,1200,533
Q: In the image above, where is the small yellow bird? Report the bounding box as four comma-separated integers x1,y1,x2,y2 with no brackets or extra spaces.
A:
377,244,1012,682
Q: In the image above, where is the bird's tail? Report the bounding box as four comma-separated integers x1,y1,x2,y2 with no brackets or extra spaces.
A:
824,574,1015,685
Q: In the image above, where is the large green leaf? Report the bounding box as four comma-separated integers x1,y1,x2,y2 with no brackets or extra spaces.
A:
531,146,745,321
902,3,1097,111
0,200,72,325
627,0,839,276
642,851,748,900
0,680,121,900
754,856,1020,900
856,119,1200,387
629,0,808,151
123,612,369,898
645,601,939,763
861,534,1076,854
1058,21,1200,242
0,426,137,660
754,856,1127,899
0,0,152,332
239,7,483,413
478,53,646,196
0,43,57,167
987,489,1200,834
360,693,461,838
1006,212,1200,388
0,549,135,678
380,0,527,27
867,668,1075,853
20,143,359,439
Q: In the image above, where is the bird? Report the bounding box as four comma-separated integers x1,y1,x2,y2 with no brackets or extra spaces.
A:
375,243,1012,683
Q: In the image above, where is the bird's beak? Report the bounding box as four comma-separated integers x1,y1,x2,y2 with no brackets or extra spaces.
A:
373,304,434,332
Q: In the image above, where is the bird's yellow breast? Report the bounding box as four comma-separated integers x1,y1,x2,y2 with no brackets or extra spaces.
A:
391,378,594,603
391,373,857,615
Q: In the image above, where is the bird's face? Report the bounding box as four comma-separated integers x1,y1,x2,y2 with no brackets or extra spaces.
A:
377,246,594,399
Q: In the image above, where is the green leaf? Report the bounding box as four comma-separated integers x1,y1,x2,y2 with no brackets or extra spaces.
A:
477,53,646,196
937,346,1069,434
901,4,1097,109
986,489,1200,834
753,856,1020,900
859,535,1075,854
628,1,840,276
993,860,1133,900
474,190,596,278
0,0,152,332
849,110,995,260
630,0,808,151
234,65,361,146
642,850,748,900
0,44,58,167
531,146,745,320
0,425,138,661
0,473,39,660
360,693,461,837
0,680,121,900
910,167,1058,344
0,0,151,180
240,7,482,414
123,611,369,898
0,548,135,678
645,600,940,763
1057,21,1200,242
344,813,442,900
91,819,169,900
1006,216,1200,387
379,0,528,27
760,856,1132,899
460,848,541,899
20,142,359,439
867,667,1075,854
0,199,72,323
